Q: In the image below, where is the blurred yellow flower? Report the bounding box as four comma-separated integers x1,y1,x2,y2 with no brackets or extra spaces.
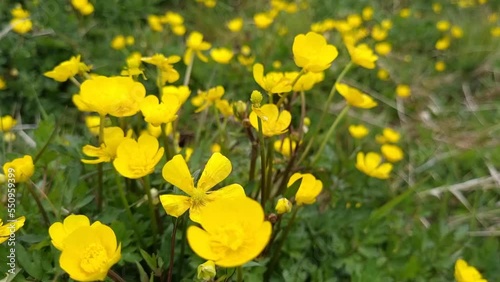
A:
454,259,487,282
113,134,164,179
3,132,16,143
148,15,163,32
377,68,390,80
162,85,191,105
73,76,146,117
2,155,34,183
362,6,374,21
140,95,180,126
491,26,500,37
215,99,234,117
348,44,378,69
355,152,393,179
432,3,442,14
84,116,101,136
171,24,186,36
210,48,234,64
0,115,16,132
187,196,271,267
348,124,369,139
254,12,274,29
10,18,32,34
249,104,291,137
285,71,324,91
111,35,126,50
191,86,225,113
160,153,246,222
253,63,292,94
71,0,94,16
451,26,464,38
227,17,243,32
44,55,90,82
435,61,446,72
336,83,377,109
162,11,184,25
381,144,404,162
51,215,121,281
371,25,388,41
0,216,25,244
399,8,411,18
381,19,393,30
435,37,451,50
211,143,221,153
142,53,181,84
396,84,411,98
274,137,297,157
82,127,132,164
197,260,216,281
184,31,211,64
436,20,450,31
275,198,292,214
0,76,6,90
292,32,339,72
11,5,29,18
376,127,401,143
126,36,134,45
375,42,392,56
288,173,323,205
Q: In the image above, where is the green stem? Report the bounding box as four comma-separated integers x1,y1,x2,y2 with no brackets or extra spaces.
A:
143,176,159,245
107,269,126,282
178,215,188,278
156,67,164,98
26,182,50,227
213,105,225,146
116,173,144,249
297,62,352,165
96,114,105,212
265,137,274,201
257,118,267,206
167,218,179,282
310,105,350,166
33,120,58,164
237,266,243,282
183,55,195,86
162,123,173,160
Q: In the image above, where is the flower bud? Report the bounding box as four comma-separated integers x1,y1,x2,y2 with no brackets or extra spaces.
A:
233,100,247,121
250,90,263,107
197,260,216,281
275,198,292,214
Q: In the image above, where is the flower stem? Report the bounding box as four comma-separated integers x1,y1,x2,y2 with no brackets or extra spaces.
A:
143,176,159,246
167,217,179,282
162,123,173,161
25,182,50,227
96,114,105,212
265,137,274,201
183,55,195,86
310,105,350,166
237,266,243,282
297,62,352,165
115,173,144,249
257,118,267,206
107,269,126,282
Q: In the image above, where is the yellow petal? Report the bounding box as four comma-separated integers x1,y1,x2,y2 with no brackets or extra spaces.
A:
252,63,265,89
197,152,232,192
162,154,194,195
159,194,192,217
187,226,220,261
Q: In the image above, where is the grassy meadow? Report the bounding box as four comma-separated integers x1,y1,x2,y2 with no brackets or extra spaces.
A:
1,0,499,281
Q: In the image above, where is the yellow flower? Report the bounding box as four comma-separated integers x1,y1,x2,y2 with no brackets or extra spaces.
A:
73,76,146,117
71,0,94,15
348,44,378,69
381,144,404,162
362,6,374,21
253,63,292,94
285,71,324,91
197,260,216,281
436,20,450,31
275,198,292,214
11,5,30,18
159,153,246,222
292,32,339,72
187,196,271,267
227,17,243,32
336,83,377,109
148,15,163,32
1,115,17,132
249,104,291,137
454,259,487,282
0,76,6,90
432,3,442,14
211,143,221,153
381,19,393,30
111,35,126,50
113,134,164,179
52,216,121,281
79,3,94,15
44,55,90,82
356,152,393,179
287,173,323,205
48,214,90,250
274,137,297,157
376,128,401,144
171,24,186,36
126,36,134,45
377,68,390,80
399,8,411,18
435,37,450,50
81,127,132,164
191,86,225,113
10,18,32,34
140,95,180,126
491,27,500,37
162,11,184,25
3,132,16,143
375,42,392,56
0,216,25,244
210,48,234,64
435,61,446,72
162,85,191,105
121,52,144,77
451,26,464,38
142,54,181,84
184,31,212,64
253,12,274,29
396,84,411,98
215,99,234,117
348,124,369,139
84,116,101,136
3,155,34,183
371,25,388,41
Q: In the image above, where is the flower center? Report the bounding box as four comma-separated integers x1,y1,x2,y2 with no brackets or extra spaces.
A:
191,188,207,207
80,243,108,273
210,223,245,253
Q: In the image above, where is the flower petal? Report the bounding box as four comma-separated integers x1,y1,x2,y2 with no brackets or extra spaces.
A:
162,154,194,195
197,153,232,192
159,194,192,217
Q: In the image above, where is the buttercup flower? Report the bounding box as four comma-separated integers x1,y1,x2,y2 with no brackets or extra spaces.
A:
148,15,163,32
81,127,132,164
253,63,292,94
227,17,243,32
0,216,25,244
187,197,271,267
71,0,94,16
73,76,146,117
376,128,401,144
85,116,101,136
348,124,369,139
375,42,392,56
215,99,234,117
336,83,377,109
396,84,411,98
197,260,216,281
274,137,297,157
293,32,339,72
3,155,34,183
275,198,292,214
140,95,180,126
348,44,378,69
162,85,191,105
435,37,450,50
254,12,274,29
210,48,234,64
10,5,32,34
191,86,225,113
454,259,487,282
381,144,404,163
50,215,121,281
142,54,181,84
451,26,464,38
184,31,212,64
44,55,91,82
1,115,17,132
249,104,291,137
285,71,324,92
159,153,246,222
435,61,446,72
355,152,393,179
288,173,323,205
0,76,6,90
113,134,164,179
111,35,126,50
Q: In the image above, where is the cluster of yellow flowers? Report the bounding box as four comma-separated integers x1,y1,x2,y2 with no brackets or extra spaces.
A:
71,0,94,16
10,4,32,34
0,115,17,142
147,11,186,35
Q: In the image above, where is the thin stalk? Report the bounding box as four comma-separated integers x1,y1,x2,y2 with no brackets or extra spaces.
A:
167,218,179,282
31,85,49,120
157,67,164,98
116,173,144,249
244,124,258,183
257,118,267,206
162,123,173,160
143,176,159,246
297,62,352,165
310,105,350,166
213,105,226,146
26,182,50,227
107,269,126,282
183,55,195,86
178,215,188,278
69,76,81,88
237,266,243,282
265,137,274,201
33,120,59,164
96,114,105,212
